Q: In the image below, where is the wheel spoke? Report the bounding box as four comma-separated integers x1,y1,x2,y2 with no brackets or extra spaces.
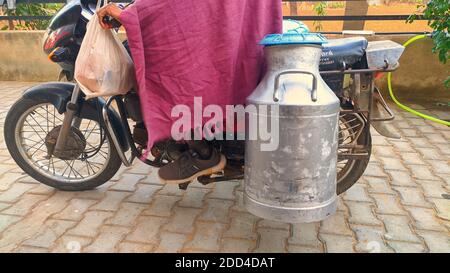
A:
23,120,46,143
28,112,50,135
46,105,49,133
51,157,56,175
22,136,42,145
84,123,99,140
86,160,101,173
69,161,85,179
29,142,46,158
82,120,92,136
34,105,64,124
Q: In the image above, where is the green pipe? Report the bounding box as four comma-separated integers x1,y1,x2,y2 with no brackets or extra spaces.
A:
387,34,450,126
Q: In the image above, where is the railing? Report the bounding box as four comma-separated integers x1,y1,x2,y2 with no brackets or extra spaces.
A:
1,0,427,34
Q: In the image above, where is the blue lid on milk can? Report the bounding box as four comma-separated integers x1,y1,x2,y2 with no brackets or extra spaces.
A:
260,33,328,46
261,20,327,46
283,19,310,34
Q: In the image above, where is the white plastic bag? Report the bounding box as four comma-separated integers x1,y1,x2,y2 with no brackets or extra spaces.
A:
74,0,135,99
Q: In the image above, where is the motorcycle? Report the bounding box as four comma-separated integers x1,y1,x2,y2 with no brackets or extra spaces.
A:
4,0,402,194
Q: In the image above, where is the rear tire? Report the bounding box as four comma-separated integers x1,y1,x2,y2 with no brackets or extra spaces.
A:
4,97,122,191
336,114,372,195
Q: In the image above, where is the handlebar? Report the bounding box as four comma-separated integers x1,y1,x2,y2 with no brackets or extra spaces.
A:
102,15,122,28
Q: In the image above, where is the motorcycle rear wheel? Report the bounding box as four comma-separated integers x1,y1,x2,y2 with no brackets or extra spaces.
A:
336,113,372,195
4,97,122,191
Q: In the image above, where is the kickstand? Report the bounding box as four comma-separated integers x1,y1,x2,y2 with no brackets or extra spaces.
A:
178,182,191,190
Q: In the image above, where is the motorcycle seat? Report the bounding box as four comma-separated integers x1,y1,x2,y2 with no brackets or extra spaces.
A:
319,37,368,97
320,37,368,70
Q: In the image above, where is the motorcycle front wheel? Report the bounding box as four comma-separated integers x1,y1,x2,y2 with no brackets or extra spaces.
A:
4,97,122,191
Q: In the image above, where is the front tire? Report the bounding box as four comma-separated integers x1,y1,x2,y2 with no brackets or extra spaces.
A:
4,97,122,191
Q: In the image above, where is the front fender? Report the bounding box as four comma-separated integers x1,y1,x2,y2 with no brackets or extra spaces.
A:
23,82,73,114
22,82,129,151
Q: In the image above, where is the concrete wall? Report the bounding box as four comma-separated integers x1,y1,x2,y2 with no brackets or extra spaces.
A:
0,31,60,82
371,35,449,100
0,31,448,99
0,31,127,82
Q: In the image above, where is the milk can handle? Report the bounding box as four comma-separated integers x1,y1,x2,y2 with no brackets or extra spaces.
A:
273,70,318,102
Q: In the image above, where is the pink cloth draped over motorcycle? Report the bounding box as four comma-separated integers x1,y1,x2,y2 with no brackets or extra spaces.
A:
119,0,282,150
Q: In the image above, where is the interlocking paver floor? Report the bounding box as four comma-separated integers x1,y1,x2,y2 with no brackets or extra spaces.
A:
0,81,449,253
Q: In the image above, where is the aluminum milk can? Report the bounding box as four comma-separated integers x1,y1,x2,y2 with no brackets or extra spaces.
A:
244,33,340,223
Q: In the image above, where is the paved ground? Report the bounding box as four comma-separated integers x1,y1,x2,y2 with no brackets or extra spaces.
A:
0,81,448,253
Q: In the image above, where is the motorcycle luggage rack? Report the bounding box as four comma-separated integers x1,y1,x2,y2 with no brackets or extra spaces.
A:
332,61,399,148
340,109,369,114
319,61,399,76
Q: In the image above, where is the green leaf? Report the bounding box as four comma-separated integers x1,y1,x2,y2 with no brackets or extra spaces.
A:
408,0,449,89
1,3,63,30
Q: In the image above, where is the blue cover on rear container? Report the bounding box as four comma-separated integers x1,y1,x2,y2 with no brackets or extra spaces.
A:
260,32,328,46
283,19,310,34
